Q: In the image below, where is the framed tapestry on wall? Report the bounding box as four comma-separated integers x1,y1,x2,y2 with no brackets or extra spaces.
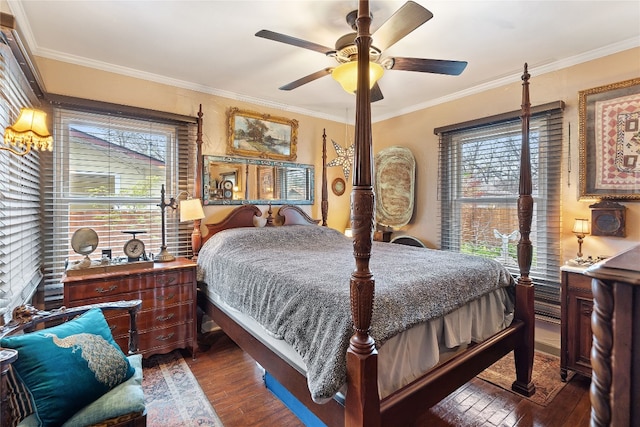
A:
579,77,640,200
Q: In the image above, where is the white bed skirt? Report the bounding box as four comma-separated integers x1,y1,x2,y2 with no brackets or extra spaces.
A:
203,286,513,400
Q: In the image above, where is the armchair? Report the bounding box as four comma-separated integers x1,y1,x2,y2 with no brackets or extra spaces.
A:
0,300,146,427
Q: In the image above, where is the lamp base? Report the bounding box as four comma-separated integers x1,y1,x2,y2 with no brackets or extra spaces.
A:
154,247,175,263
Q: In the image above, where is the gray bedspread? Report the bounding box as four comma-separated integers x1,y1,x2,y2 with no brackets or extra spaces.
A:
197,225,515,402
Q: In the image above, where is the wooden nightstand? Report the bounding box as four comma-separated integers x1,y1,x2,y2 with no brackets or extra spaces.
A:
560,265,593,380
63,258,197,358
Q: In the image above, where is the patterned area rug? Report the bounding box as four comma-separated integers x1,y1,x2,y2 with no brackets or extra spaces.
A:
143,350,224,426
477,350,574,406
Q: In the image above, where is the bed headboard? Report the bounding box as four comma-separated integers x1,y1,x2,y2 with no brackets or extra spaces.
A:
277,205,321,226
201,204,321,245
203,205,262,240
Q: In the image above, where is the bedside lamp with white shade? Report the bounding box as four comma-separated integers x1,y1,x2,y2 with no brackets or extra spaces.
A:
180,198,205,260
572,218,590,261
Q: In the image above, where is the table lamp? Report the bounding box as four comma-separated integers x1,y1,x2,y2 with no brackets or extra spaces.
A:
572,218,590,261
180,198,205,260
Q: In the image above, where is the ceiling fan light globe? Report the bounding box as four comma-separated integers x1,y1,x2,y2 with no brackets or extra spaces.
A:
332,62,384,94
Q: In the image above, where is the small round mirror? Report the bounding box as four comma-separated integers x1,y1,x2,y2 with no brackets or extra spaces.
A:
71,228,99,258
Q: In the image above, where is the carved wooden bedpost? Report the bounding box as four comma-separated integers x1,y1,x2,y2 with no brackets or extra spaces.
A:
511,64,536,396
193,104,204,258
322,129,328,226
345,1,380,426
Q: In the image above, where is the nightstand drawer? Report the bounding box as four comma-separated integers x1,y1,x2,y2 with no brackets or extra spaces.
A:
138,321,193,350
66,277,138,301
566,272,591,292
63,258,197,358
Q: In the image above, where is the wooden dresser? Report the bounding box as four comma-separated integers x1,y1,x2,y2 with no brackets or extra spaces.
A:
63,258,197,358
586,245,640,427
560,265,593,380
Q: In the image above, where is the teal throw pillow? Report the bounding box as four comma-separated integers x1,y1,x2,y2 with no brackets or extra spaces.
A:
0,308,135,427
62,354,145,427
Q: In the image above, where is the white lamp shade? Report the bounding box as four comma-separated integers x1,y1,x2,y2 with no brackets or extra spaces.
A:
179,198,205,222
572,218,590,235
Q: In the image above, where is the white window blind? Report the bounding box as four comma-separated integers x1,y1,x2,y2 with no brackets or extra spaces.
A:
42,102,197,308
437,102,564,320
0,41,43,321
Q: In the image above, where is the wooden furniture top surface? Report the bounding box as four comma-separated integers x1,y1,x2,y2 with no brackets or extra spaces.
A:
62,258,197,283
585,245,640,285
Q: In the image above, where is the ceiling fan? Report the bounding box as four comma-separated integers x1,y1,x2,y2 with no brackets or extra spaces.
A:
256,1,468,102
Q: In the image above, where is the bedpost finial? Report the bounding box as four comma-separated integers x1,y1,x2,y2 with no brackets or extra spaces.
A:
522,63,530,82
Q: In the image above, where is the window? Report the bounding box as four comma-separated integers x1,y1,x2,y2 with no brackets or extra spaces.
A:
0,39,43,322
42,100,197,308
437,102,564,320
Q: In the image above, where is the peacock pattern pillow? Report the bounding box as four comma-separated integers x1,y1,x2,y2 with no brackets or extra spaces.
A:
0,308,134,427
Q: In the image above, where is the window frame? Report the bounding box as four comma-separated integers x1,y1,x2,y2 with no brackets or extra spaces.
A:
41,95,198,309
437,101,564,320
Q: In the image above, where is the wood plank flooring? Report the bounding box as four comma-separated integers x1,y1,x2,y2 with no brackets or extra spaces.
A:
185,331,591,427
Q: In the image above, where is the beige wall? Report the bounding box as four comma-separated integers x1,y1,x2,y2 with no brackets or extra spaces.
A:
34,56,352,232
372,48,640,263
34,46,640,264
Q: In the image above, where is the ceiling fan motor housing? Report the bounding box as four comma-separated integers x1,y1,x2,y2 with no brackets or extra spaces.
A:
333,32,381,64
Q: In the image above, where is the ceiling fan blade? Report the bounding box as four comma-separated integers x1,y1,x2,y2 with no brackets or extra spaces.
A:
390,58,468,75
372,1,433,52
371,82,384,102
279,68,333,91
256,30,333,55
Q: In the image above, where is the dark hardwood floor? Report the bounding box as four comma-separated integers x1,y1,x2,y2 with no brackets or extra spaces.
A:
185,331,591,427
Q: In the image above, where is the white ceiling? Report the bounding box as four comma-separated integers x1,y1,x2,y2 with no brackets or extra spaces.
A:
6,0,640,123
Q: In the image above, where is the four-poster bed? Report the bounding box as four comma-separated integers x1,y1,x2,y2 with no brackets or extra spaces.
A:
193,2,535,425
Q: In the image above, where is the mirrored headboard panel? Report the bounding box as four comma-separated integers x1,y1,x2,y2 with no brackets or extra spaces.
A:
203,156,314,205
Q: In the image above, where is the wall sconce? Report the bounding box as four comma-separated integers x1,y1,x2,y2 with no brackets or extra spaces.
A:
179,198,205,260
572,218,590,261
331,61,384,94
2,108,53,156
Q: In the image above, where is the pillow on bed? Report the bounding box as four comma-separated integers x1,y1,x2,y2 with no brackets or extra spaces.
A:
0,308,135,427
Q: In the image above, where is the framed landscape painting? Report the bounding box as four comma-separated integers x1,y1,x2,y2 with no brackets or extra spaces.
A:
226,107,298,161
579,77,640,200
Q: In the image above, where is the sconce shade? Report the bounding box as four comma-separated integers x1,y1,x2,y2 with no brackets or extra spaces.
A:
3,108,53,156
331,61,384,94
179,198,205,222
572,218,590,235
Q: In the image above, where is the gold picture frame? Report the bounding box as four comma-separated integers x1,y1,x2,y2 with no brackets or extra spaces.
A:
579,77,640,200
226,107,298,161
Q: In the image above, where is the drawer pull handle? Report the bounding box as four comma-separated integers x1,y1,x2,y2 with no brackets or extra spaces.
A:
156,293,176,301
95,285,117,293
156,332,175,341
157,276,177,286
156,313,175,322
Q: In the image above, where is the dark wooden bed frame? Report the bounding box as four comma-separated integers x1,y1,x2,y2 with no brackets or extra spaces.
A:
194,2,535,425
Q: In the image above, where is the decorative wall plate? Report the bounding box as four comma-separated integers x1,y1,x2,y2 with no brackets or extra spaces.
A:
374,146,416,228
332,177,346,196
